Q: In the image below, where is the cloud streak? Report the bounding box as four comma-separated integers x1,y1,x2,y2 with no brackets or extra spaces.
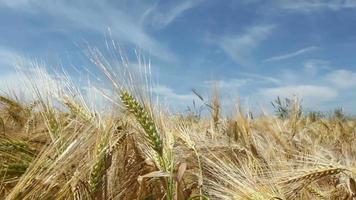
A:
0,0,184,62
219,24,275,66
142,0,202,29
204,79,250,89
264,46,319,62
0,47,19,67
326,69,356,89
0,47,34,71
153,85,196,102
152,85,201,110
277,0,356,11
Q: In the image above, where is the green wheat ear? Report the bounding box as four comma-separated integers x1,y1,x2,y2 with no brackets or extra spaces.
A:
89,141,111,195
120,90,163,157
0,117,5,135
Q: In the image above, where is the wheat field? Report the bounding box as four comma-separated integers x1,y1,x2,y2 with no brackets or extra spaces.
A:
0,50,355,200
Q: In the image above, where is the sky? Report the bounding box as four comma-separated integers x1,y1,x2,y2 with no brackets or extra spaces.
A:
0,0,356,114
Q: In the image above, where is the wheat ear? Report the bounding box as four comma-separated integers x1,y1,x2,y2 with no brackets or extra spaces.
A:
120,91,174,199
88,137,111,196
0,117,4,135
283,167,346,185
63,97,93,122
120,90,163,157
306,186,326,199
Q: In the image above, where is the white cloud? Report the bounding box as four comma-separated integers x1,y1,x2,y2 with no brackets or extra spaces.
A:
0,0,32,9
303,59,330,76
326,69,356,88
0,65,112,111
0,67,62,102
142,0,202,29
261,85,338,100
203,74,280,92
219,24,275,66
204,79,250,89
0,0,177,62
0,47,38,78
264,46,319,62
0,47,22,68
278,0,356,11
0,47,103,109
152,84,205,111
0,72,29,97
259,85,338,108
239,72,280,84
153,85,197,102
267,60,330,84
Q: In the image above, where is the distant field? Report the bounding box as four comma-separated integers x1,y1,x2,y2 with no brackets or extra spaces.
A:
0,62,355,200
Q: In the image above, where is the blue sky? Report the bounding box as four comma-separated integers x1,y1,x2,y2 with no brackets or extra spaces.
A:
0,0,356,114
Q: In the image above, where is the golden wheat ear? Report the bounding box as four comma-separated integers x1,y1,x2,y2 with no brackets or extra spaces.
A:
0,96,27,127
0,96,23,109
305,185,326,199
282,167,346,185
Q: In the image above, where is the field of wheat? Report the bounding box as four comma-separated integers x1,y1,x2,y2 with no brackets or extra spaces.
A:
0,49,355,200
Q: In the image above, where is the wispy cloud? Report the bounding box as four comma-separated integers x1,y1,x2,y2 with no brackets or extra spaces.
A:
152,84,206,111
303,59,330,76
219,24,275,66
0,47,19,67
0,0,32,10
0,47,34,71
153,85,195,101
203,72,280,91
204,79,250,89
239,72,280,84
253,61,356,111
142,0,202,29
277,0,356,12
264,46,319,62
0,0,178,62
0,60,62,103
326,69,356,89
260,85,338,100
259,85,338,108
